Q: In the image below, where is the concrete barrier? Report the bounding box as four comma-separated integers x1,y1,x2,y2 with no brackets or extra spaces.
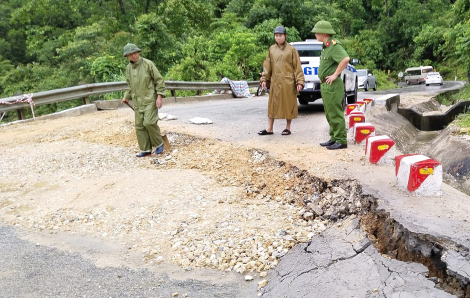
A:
347,111,365,132
93,100,122,110
353,123,375,145
345,104,359,116
356,101,367,113
365,135,395,165
373,94,400,112
395,154,442,196
362,98,373,105
395,154,418,175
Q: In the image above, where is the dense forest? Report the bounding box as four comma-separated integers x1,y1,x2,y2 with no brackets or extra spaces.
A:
1,0,470,100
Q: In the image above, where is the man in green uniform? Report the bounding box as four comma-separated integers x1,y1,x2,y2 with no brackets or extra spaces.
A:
259,26,304,136
121,43,166,157
313,21,350,150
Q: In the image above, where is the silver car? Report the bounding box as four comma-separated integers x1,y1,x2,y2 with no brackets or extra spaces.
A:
425,72,443,86
357,69,377,91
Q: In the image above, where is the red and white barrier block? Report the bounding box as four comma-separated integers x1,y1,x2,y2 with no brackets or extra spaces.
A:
395,154,442,196
345,104,359,116
356,101,367,113
362,98,373,106
347,112,365,132
353,123,375,144
365,135,395,165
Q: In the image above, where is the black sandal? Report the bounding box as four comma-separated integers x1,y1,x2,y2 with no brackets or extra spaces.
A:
282,129,291,135
258,129,273,135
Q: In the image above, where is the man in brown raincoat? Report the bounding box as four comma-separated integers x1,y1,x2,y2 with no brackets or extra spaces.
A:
259,26,305,135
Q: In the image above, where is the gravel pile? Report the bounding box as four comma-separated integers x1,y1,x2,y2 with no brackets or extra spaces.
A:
1,117,367,277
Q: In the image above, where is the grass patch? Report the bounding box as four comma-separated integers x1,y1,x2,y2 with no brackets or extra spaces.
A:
436,84,470,106
455,108,470,135
375,71,398,91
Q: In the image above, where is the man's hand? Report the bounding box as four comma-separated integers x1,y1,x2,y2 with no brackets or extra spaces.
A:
297,84,303,92
325,73,339,85
121,98,128,104
156,95,163,109
326,56,350,85
261,82,267,90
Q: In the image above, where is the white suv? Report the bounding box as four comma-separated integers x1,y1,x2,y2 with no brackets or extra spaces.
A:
291,40,358,108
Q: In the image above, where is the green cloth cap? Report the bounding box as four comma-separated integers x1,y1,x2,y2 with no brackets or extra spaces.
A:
311,21,336,35
123,43,141,57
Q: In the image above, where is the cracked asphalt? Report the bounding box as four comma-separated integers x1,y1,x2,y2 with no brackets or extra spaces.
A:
261,217,455,298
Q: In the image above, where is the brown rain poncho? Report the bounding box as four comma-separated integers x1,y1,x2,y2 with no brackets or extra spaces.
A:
262,43,305,119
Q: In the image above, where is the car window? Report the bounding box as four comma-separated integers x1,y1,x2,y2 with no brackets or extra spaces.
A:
428,73,439,77
292,44,322,57
357,70,367,76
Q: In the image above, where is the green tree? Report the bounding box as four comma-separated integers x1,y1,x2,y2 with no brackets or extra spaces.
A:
157,0,216,38
252,18,301,48
455,19,470,77
166,36,213,81
133,13,182,74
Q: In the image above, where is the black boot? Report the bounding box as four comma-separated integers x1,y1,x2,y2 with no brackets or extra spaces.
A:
320,140,335,146
326,142,348,150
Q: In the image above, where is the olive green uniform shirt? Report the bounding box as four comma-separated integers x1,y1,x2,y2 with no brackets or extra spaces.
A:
318,37,348,81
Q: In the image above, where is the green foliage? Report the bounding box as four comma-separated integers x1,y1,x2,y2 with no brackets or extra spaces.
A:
157,0,216,37
454,19,470,73
89,55,126,83
166,36,213,81
1,0,470,106
343,30,384,70
252,18,301,48
245,0,337,39
373,70,398,91
455,112,470,135
133,13,182,74
0,63,69,96
437,84,470,106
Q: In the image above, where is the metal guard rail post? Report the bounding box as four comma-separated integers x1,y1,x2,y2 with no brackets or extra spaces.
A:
0,80,259,114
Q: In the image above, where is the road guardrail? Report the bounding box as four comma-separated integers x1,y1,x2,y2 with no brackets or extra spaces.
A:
0,80,259,118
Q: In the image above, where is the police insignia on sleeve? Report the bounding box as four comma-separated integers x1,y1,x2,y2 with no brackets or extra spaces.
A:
331,39,337,45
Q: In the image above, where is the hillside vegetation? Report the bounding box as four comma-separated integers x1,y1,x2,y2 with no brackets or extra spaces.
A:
1,0,470,118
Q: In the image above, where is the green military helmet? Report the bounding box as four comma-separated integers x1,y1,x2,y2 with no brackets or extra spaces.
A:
122,43,141,57
311,21,336,35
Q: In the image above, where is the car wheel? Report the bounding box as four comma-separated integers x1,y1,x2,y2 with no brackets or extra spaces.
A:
426,84,429,86
348,79,358,104
373,82,377,91
364,82,368,91
298,97,308,105
342,89,348,110
406,80,410,85
440,83,443,86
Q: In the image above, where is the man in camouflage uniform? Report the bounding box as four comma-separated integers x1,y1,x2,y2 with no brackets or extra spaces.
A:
313,21,350,150
121,43,166,157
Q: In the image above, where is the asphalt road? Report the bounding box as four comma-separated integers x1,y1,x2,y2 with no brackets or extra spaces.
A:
0,225,254,298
